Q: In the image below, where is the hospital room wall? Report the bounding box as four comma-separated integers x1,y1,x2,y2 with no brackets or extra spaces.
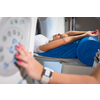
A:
75,17,100,41
38,17,65,72
39,17,65,39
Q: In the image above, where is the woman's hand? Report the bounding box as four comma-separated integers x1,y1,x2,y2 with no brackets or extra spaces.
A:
86,30,99,37
15,44,44,81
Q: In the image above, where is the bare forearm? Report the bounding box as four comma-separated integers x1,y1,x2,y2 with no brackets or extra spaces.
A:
49,72,98,84
63,33,88,44
64,31,86,36
39,38,65,52
49,64,100,84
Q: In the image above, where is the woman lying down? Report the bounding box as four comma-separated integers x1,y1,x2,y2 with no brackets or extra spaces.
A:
34,30,99,54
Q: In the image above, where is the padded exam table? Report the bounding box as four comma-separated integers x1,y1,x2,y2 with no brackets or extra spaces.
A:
34,53,93,75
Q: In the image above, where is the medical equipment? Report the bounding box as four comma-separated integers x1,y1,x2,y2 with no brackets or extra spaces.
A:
93,49,100,69
0,17,37,83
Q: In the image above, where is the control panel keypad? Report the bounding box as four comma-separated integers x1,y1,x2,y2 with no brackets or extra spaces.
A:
2,36,7,41
0,17,31,76
0,55,4,62
0,28,23,75
8,31,11,36
0,46,3,52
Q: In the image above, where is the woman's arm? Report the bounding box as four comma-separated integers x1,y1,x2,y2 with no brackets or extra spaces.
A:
63,31,86,36
62,29,98,37
39,32,89,52
49,71,99,84
49,63,100,84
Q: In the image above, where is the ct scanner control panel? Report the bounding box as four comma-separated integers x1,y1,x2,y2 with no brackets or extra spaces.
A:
0,17,34,76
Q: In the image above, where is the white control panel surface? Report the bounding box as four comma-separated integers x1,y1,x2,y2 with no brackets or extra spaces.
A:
0,17,37,83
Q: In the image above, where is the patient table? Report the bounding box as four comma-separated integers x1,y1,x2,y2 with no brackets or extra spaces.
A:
34,53,93,75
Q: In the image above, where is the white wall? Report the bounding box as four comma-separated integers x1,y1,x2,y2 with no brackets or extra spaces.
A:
39,17,65,39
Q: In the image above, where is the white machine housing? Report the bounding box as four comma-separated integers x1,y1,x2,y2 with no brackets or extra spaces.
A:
0,17,37,84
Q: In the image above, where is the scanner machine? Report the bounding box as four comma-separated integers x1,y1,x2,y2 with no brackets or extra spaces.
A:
0,17,37,84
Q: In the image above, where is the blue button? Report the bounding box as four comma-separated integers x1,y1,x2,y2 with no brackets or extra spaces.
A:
15,45,16,50
13,58,17,63
18,42,20,45
0,46,3,52
19,20,24,24
15,20,18,23
10,20,13,24
15,52,19,54
4,62,9,68
12,39,17,44
9,46,13,53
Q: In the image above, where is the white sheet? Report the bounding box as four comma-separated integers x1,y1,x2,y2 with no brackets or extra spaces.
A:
34,34,49,53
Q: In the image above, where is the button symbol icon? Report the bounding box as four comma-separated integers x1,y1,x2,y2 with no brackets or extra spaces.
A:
18,32,20,36
13,58,17,63
0,46,3,52
12,39,17,44
0,55,4,62
9,46,13,53
13,30,16,35
15,20,17,23
19,20,24,24
4,62,9,68
3,36,6,41
8,31,11,36
10,20,13,24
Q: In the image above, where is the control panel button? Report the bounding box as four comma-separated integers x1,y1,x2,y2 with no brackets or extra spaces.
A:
13,58,17,63
15,45,17,50
18,32,20,36
3,62,9,68
13,30,16,35
0,55,4,62
12,39,17,44
15,20,18,23
8,31,11,36
0,46,3,52
18,43,20,45
21,36,23,39
10,20,13,24
19,20,24,24
9,46,13,53
2,36,7,41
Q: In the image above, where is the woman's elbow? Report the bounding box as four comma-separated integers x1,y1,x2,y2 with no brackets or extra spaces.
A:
38,45,50,52
63,37,72,44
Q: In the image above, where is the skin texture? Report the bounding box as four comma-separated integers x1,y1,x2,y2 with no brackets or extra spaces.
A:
15,30,100,84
